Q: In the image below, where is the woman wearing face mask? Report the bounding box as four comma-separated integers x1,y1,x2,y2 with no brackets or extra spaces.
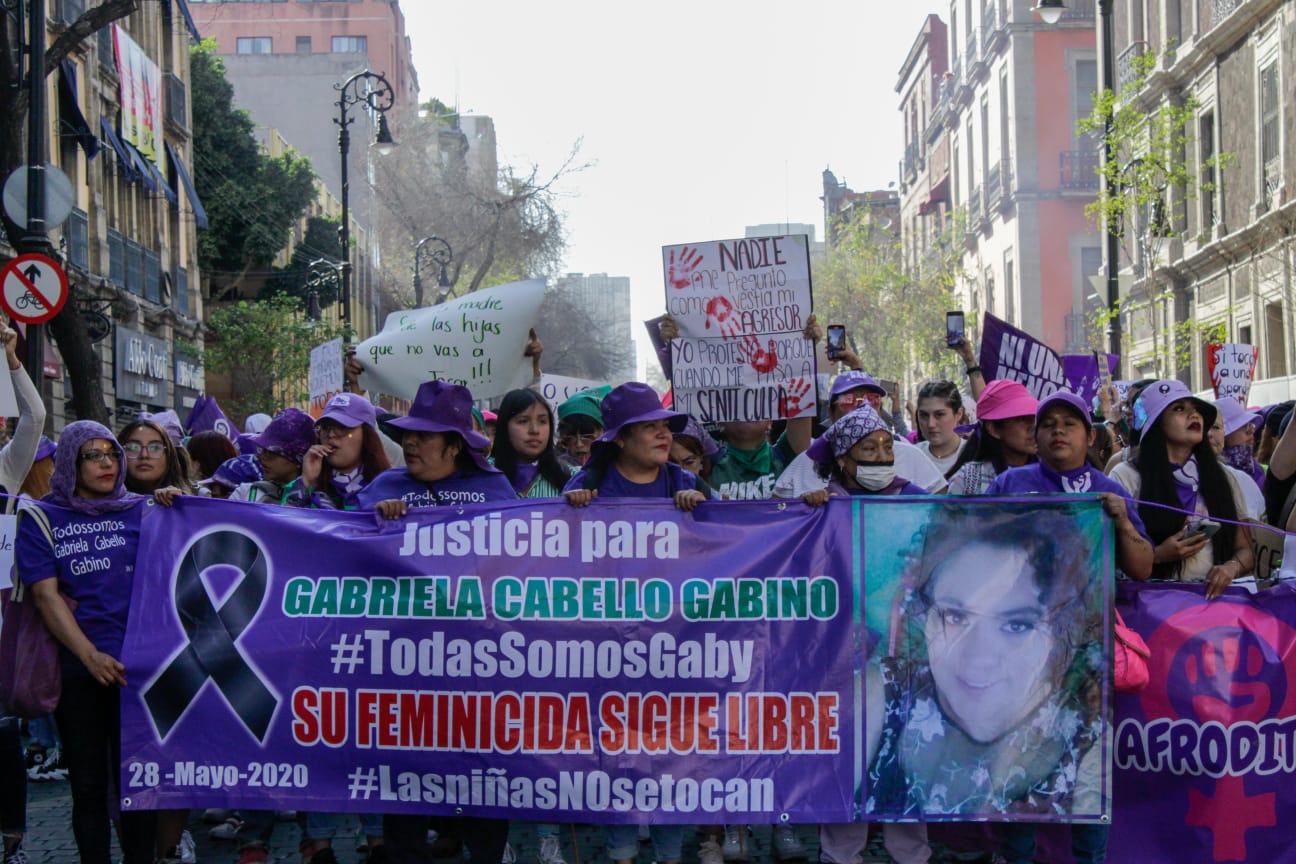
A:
1208,403,1265,520
1214,398,1265,488
1109,381,1253,597
801,404,927,504
490,389,571,498
946,380,1038,496
14,422,157,864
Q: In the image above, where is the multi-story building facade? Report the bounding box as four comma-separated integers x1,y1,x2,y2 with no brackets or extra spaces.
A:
897,15,952,284
1102,0,1295,401
188,0,419,339
20,3,206,429
931,0,1100,352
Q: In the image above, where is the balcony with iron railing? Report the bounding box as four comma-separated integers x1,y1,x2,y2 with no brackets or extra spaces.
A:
1203,0,1240,31
986,163,1003,211
966,27,985,76
67,208,89,272
903,142,920,184
981,0,1006,55
164,72,188,134
1116,43,1146,92
1060,150,1101,191
968,184,984,229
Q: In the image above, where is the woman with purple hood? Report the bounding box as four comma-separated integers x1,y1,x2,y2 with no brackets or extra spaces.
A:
13,421,156,863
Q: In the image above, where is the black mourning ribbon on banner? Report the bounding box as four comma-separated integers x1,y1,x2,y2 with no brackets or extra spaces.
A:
143,530,277,741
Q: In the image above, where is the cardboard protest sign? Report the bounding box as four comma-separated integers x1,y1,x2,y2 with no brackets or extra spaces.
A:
356,279,545,401
1206,342,1259,406
308,338,344,418
978,313,1066,398
662,236,816,422
538,373,603,417
0,514,15,591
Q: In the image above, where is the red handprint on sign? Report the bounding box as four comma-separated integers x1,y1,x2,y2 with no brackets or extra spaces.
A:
704,296,742,340
736,334,779,374
780,378,813,418
667,246,705,290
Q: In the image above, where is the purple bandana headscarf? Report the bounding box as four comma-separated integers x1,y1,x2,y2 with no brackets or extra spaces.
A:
807,404,891,464
46,420,145,515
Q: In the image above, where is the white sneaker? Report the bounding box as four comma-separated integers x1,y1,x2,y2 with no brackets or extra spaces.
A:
208,817,245,841
502,842,517,864
771,826,806,861
721,826,749,862
26,745,66,781
698,839,724,864
539,835,567,864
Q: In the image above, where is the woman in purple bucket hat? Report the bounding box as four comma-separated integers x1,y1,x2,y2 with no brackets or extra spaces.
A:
359,380,516,517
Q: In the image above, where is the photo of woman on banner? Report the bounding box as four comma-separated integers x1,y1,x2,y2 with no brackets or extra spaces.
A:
864,502,1109,819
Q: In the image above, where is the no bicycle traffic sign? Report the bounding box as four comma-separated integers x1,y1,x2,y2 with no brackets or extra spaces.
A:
0,253,68,324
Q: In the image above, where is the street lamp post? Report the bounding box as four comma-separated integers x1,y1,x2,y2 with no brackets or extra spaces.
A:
304,259,341,322
1035,0,1122,374
412,236,453,307
334,69,396,332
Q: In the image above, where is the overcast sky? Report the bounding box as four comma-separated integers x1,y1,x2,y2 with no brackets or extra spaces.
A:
402,2,941,377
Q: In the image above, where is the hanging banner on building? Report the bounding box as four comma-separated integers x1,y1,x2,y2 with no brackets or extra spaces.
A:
662,236,816,423
1112,581,1296,863
308,338,344,418
978,313,1066,398
355,279,544,403
117,497,1112,824
112,24,163,165
1206,343,1259,406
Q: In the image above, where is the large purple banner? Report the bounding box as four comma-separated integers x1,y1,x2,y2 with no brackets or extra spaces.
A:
118,496,1113,824
1113,581,1296,863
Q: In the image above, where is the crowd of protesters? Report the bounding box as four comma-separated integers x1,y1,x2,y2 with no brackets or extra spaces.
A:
3,314,1296,864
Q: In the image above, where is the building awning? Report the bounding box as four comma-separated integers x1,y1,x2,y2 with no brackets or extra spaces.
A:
167,142,209,229
149,156,177,205
123,140,157,193
918,175,950,216
99,117,138,183
172,0,201,43
59,60,99,160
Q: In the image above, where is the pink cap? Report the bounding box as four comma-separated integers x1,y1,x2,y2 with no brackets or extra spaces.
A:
976,379,1039,422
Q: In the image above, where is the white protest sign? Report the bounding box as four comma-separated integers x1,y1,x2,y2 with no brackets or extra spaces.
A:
1207,343,1260,406
356,279,545,401
308,338,343,418
662,235,816,422
0,514,15,590
538,373,603,417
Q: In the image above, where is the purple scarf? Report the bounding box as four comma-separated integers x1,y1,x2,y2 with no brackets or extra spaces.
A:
45,420,145,515
1170,455,1200,512
1222,444,1265,488
510,463,540,495
1038,461,1095,494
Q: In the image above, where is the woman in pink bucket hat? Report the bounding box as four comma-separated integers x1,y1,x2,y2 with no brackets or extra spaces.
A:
946,380,1039,495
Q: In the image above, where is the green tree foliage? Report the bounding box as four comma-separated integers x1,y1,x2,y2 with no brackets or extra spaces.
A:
814,214,965,383
190,41,318,294
263,216,344,306
1078,49,1233,377
205,295,348,418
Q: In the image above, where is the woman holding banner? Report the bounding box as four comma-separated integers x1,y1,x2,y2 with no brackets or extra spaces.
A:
14,422,157,864
1110,381,1253,597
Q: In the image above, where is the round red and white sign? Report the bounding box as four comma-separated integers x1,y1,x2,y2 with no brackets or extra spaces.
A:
0,253,68,324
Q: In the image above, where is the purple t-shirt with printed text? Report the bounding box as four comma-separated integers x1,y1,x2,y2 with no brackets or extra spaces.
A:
356,467,518,509
16,501,144,672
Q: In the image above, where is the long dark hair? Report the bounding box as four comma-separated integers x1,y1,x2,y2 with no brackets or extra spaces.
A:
1134,424,1238,579
318,424,391,490
491,389,568,492
186,431,239,481
118,419,194,494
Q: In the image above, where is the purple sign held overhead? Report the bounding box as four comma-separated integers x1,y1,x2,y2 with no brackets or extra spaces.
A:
1061,353,1120,408
978,313,1066,398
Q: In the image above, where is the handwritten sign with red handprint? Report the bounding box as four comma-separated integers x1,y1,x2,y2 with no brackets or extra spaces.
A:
662,236,816,422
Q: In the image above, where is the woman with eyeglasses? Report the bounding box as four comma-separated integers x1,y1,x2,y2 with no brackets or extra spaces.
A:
285,393,391,511
117,418,194,496
14,422,157,863
554,386,610,470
